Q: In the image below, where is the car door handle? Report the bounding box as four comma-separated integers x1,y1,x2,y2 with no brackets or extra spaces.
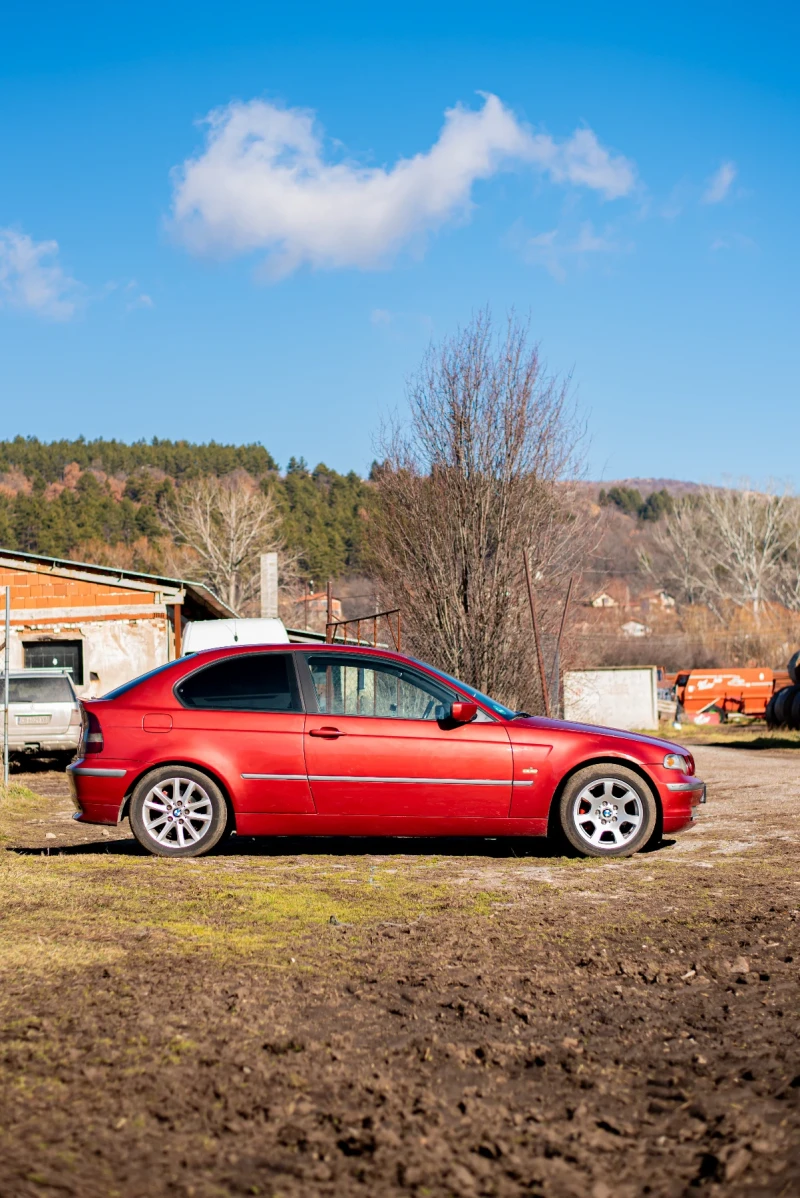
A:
309,726,345,739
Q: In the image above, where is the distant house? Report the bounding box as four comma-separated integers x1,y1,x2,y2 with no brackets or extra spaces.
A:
589,591,619,608
0,548,234,696
639,589,676,614
622,619,650,638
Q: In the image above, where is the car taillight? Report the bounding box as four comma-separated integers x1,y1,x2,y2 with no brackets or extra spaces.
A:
83,710,104,754
69,707,81,726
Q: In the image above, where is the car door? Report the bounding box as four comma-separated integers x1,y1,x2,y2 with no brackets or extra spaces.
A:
299,652,512,819
171,651,314,813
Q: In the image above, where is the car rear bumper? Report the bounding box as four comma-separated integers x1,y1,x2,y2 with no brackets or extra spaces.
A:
5,732,81,753
67,759,135,825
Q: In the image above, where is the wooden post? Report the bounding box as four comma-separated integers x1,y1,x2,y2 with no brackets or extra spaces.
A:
325,579,333,643
523,550,551,718
172,605,182,659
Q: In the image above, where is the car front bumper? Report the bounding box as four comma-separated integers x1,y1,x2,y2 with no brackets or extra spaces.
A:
657,776,706,831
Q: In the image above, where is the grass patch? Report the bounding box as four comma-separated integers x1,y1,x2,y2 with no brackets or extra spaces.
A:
0,783,44,843
0,851,505,977
652,723,800,749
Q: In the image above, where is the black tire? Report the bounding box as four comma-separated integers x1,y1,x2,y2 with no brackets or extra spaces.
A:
773,685,797,729
788,651,800,686
558,764,658,859
129,766,228,859
789,690,800,732
765,693,777,729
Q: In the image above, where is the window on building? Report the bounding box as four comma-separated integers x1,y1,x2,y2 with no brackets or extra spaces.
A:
23,640,84,685
176,653,301,712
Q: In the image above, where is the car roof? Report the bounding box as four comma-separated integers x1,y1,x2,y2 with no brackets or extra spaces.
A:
183,642,407,662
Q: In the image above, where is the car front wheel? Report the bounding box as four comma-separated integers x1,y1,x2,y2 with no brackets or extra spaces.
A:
558,764,657,858
129,767,228,858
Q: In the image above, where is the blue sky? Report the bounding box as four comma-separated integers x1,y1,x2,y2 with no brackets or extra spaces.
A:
0,1,797,484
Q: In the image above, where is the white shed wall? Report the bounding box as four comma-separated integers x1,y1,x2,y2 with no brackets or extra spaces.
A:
8,617,170,697
563,667,659,731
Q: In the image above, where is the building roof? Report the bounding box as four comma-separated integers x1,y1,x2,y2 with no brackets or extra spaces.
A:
0,547,236,621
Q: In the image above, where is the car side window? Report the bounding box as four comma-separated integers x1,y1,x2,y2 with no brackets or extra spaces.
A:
306,655,453,720
176,653,302,713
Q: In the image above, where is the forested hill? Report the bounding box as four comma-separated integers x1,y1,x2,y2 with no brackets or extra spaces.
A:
0,437,371,580
0,436,278,481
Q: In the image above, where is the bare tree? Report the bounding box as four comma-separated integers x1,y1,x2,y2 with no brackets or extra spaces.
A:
648,483,797,619
370,309,587,712
161,471,285,613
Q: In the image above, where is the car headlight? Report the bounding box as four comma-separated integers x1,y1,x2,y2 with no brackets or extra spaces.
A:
663,753,688,771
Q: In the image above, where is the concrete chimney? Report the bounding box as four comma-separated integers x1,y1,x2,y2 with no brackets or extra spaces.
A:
260,552,278,619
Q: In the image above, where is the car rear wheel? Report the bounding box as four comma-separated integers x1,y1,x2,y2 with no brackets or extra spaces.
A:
558,764,657,858
129,767,228,858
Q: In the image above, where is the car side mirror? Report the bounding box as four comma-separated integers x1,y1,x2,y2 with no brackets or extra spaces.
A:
449,700,478,724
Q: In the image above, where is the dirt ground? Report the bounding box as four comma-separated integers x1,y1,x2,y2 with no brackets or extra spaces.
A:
0,745,798,1198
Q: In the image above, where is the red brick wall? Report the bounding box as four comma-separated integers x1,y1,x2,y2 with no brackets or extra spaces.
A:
0,565,158,620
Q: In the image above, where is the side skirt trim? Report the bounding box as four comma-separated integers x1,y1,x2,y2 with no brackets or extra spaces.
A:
241,773,534,787
308,775,510,786
241,773,306,781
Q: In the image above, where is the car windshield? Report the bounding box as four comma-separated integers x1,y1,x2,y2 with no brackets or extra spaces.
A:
9,675,75,703
409,658,516,720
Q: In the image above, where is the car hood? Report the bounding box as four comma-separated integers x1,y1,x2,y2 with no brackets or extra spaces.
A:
506,714,686,758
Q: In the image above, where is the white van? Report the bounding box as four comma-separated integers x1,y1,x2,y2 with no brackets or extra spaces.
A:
181,618,290,655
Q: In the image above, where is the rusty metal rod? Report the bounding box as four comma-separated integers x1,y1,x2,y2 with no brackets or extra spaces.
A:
523,549,551,718
549,575,574,716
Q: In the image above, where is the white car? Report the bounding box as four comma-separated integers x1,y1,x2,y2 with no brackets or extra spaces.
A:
181,618,289,654
2,669,82,760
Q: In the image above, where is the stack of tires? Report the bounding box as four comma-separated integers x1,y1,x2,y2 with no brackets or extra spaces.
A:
766,651,800,729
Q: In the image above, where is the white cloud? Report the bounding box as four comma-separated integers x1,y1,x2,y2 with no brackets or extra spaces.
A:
0,228,80,320
703,161,737,204
522,221,625,281
370,308,392,326
710,232,755,252
170,94,636,278
127,292,154,310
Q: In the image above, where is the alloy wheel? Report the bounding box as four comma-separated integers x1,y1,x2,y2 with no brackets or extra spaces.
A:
572,777,643,851
141,776,214,850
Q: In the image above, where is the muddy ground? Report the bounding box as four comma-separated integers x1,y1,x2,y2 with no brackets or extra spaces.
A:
0,745,798,1198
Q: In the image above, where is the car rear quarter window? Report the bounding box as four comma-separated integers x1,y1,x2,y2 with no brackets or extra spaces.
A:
8,676,75,703
103,659,185,700
176,653,302,713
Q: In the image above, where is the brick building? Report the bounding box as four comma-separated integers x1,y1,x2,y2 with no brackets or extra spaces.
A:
0,549,233,697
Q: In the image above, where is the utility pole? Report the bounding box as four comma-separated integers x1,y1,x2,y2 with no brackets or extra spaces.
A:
3,588,10,790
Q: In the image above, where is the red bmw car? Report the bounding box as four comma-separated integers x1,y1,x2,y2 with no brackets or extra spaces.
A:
67,644,706,859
